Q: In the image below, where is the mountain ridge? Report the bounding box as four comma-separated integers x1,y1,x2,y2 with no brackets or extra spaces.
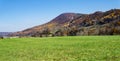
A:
0,32,13,36
12,9,120,37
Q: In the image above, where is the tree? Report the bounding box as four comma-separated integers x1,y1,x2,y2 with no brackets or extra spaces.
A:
42,28,50,37
54,29,63,36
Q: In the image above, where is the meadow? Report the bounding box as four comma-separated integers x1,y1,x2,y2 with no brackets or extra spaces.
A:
0,36,120,61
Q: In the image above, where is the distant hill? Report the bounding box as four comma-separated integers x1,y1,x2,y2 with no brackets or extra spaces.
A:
0,32,13,36
13,9,120,37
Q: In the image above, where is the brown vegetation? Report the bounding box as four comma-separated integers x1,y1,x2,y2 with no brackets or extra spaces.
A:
12,9,120,37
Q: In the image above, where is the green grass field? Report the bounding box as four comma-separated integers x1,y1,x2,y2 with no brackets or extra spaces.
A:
0,36,120,61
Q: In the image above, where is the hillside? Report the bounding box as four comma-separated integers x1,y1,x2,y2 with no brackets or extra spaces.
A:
13,9,120,37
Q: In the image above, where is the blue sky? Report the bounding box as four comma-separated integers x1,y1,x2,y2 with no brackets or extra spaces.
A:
0,0,120,32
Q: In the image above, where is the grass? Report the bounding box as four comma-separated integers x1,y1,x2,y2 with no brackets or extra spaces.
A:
0,36,120,61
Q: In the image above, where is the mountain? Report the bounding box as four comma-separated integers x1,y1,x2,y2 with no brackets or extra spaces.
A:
0,32,13,36
12,9,120,37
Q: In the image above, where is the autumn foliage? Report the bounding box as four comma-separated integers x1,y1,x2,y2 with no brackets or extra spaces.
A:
12,9,120,37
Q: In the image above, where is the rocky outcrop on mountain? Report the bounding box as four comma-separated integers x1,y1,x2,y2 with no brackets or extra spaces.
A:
12,9,120,37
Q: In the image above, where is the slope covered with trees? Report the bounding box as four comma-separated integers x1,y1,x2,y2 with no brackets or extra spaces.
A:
12,9,120,37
